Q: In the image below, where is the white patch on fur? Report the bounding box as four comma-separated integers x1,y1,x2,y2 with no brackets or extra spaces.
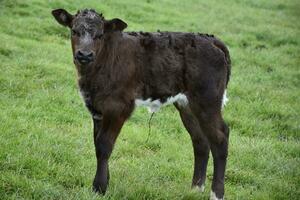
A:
222,90,228,108
93,114,102,120
192,185,205,193
79,89,89,103
199,185,205,192
210,191,224,200
81,33,92,44
135,93,188,113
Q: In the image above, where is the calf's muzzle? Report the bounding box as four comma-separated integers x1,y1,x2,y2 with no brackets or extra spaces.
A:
75,50,94,65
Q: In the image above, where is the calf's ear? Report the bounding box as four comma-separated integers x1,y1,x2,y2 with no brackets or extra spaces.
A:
105,18,127,32
52,9,74,28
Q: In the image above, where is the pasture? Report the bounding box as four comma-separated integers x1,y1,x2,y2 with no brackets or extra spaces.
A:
0,0,299,199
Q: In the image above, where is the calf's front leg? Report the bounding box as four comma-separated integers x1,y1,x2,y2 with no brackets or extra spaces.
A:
92,112,126,194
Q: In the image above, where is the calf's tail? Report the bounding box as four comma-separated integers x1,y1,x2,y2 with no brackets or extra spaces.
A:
213,39,231,87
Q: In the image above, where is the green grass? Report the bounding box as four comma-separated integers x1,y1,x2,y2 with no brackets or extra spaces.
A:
0,0,299,199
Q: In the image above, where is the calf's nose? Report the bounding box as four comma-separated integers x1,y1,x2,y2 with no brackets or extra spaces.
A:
75,50,94,64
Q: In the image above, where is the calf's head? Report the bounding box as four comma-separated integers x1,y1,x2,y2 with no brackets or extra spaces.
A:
52,9,127,66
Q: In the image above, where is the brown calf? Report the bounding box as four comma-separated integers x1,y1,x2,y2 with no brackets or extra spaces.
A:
52,8,231,200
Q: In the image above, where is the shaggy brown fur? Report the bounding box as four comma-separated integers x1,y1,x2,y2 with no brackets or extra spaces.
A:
52,8,231,199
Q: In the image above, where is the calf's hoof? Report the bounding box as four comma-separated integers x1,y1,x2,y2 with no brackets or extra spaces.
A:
92,181,107,195
210,191,224,200
191,184,205,192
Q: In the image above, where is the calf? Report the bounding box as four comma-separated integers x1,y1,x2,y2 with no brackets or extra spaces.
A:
52,8,231,200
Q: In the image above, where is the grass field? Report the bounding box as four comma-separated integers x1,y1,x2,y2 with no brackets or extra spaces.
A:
0,0,299,199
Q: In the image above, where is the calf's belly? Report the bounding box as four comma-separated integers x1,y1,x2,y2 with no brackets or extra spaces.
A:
135,93,188,113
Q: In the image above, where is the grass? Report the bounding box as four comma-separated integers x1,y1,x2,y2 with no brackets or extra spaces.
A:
0,0,299,199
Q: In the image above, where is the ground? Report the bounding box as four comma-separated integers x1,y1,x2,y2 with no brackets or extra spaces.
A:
0,0,299,199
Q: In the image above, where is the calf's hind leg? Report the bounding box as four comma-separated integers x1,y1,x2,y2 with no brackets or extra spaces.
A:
189,99,229,200
175,104,210,192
